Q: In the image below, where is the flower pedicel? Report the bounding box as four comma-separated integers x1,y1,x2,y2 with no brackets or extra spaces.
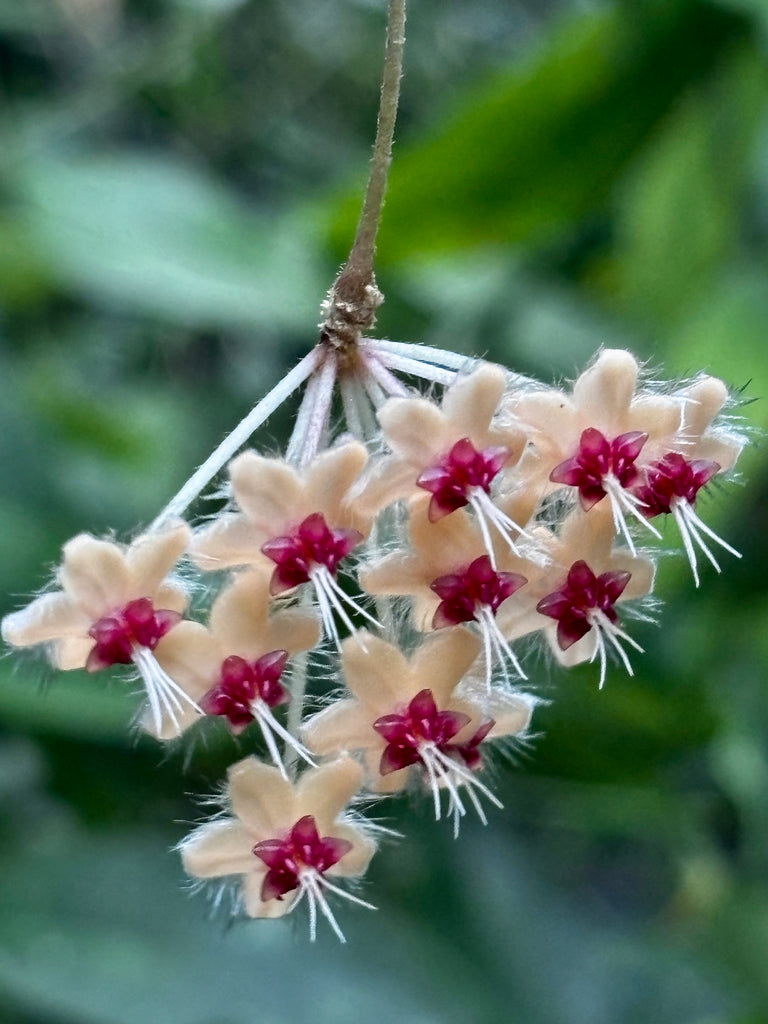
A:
0,0,748,940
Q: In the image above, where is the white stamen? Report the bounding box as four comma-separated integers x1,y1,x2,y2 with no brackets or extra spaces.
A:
586,611,643,688
602,475,661,555
672,498,741,588
477,605,527,688
469,489,530,562
295,870,377,944
418,741,502,836
253,700,316,779
310,566,381,648
132,646,202,735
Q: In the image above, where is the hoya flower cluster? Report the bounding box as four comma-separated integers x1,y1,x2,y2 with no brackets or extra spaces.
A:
1,343,744,941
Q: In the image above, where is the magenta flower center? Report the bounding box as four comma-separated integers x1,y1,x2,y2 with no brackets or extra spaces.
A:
430,555,527,629
86,598,181,672
253,815,353,901
635,453,720,518
373,687,487,775
536,560,631,650
550,428,648,510
200,650,289,732
417,438,510,522
261,512,363,595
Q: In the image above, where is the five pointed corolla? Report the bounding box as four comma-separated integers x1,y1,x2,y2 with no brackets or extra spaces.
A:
508,350,744,567
146,570,319,770
180,756,376,941
301,630,535,834
533,508,654,686
361,502,542,686
358,364,530,559
0,522,197,733
191,442,376,644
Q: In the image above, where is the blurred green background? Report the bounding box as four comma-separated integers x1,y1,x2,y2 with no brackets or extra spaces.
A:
1,0,767,1021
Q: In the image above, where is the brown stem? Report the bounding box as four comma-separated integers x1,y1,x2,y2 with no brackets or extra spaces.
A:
321,0,407,359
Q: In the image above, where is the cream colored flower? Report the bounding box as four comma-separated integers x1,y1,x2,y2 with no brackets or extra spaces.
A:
1,522,196,732
180,755,376,941
358,363,531,555
508,349,682,550
302,630,534,834
529,506,655,687
632,375,744,585
361,497,546,686
148,570,319,768
191,441,375,644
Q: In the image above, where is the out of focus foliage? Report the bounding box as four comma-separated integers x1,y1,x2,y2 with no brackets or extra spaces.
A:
1,1,767,1021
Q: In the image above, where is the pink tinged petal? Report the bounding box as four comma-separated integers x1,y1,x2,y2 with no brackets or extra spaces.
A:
1,592,90,649
229,453,305,533
296,756,364,823
340,632,413,706
680,376,729,437
228,757,295,835
411,629,481,708
377,397,449,465
208,571,272,648
124,522,191,597
59,535,132,618
53,637,95,671
324,822,376,878
153,621,220,699
190,514,266,571
440,364,507,435
572,349,639,427
304,442,368,523
180,819,256,879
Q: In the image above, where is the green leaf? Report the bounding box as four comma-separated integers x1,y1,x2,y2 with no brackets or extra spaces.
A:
12,151,325,331
330,1,751,261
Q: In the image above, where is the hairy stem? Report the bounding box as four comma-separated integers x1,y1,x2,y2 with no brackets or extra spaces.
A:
330,0,406,324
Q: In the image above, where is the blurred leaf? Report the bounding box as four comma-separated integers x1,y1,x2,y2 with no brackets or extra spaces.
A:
9,150,325,330
609,43,768,323
0,666,136,743
330,1,751,260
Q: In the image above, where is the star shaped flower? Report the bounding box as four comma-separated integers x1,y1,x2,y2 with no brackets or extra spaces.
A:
148,570,319,771
180,755,376,942
531,507,655,687
358,363,530,557
360,497,545,686
633,375,744,585
301,630,535,834
191,441,376,644
508,349,683,550
1,522,196,733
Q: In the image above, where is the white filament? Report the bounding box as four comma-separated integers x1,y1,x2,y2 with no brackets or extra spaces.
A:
418,741,503,839
672,498,741,588
132,646,202,735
